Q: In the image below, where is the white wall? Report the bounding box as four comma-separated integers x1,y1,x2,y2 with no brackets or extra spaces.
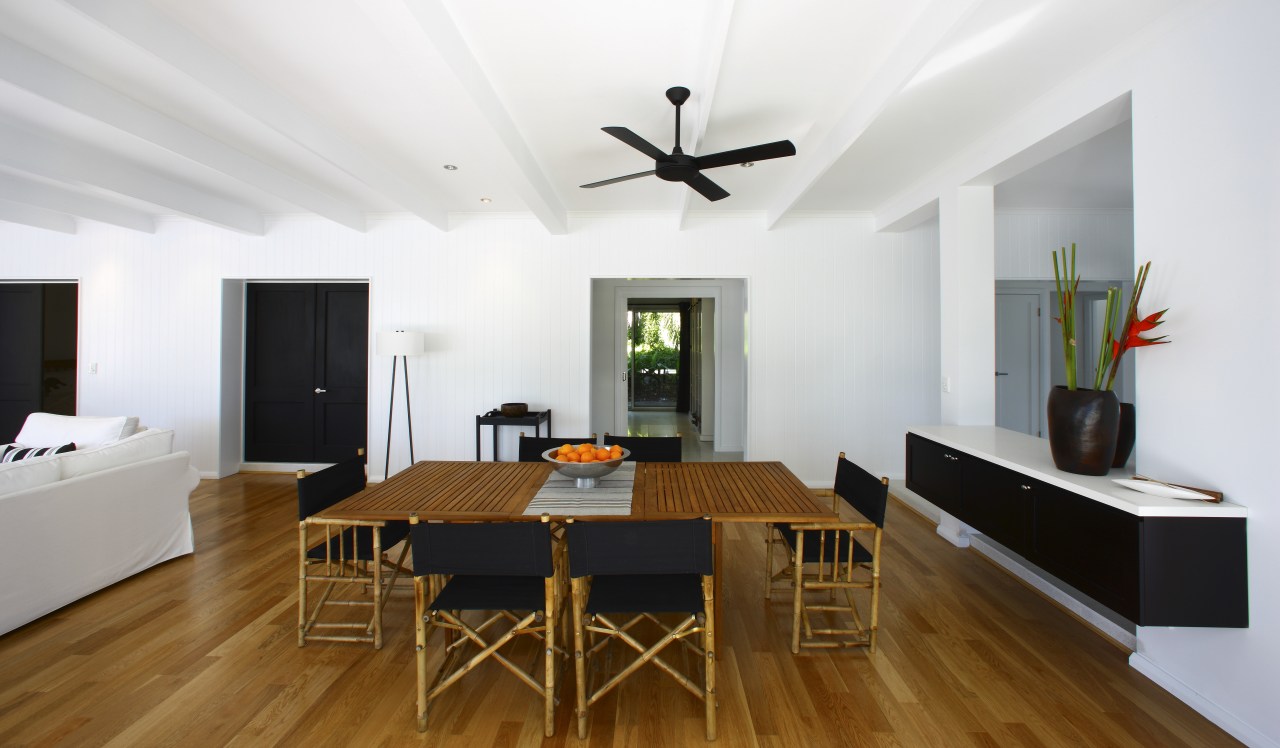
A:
879,1,1280,743
995,210,1134,280
0,211,941,487
1125,1,1279,745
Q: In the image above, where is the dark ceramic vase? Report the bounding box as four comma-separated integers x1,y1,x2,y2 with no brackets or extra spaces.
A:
1046,386,1120,475
1112,402,1136,468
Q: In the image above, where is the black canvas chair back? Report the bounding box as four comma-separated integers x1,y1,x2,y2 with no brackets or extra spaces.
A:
567,517,716,740
518,435,596,462
601,434,683,462
297,450,411,650
835,454,888,528
567,519,711,578
297,452,366,520
409,518,564,736
411,521,553,580
763,452,889,654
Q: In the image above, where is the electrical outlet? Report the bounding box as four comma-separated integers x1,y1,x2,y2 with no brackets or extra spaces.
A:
942,376,951,393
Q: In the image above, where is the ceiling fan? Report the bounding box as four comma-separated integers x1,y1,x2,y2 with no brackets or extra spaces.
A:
580,86,796,202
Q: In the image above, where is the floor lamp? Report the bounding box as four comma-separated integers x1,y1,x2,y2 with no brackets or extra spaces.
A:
376,330,425,479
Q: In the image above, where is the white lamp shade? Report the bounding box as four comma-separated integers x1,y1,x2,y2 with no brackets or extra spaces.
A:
376,330,426,357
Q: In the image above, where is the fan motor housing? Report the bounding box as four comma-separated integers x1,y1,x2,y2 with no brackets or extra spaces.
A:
655,154,698,182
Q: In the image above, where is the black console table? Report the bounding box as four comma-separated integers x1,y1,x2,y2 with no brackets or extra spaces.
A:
475,409,551,461
905,425,1248,628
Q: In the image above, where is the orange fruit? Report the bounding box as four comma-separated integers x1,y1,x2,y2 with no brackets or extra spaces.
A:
564,451,580,462
556,454,569,462
595,448,611,461
557,444,573,455
577,443,593,453
580,453,595,463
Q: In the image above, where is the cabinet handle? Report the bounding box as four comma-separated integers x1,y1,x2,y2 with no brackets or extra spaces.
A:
944,453,959,462
1021,484,1032,490
314,387,327,394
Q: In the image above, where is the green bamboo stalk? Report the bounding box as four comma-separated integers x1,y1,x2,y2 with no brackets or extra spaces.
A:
1093,286,1120,390
1051,244,1078,390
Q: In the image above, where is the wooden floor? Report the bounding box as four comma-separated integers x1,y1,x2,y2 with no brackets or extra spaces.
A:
0,473,1239,747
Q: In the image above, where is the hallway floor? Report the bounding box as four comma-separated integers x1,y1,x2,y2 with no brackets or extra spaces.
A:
624,408,742,462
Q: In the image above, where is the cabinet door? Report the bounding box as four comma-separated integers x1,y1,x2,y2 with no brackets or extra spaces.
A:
962,458,1034,557
905,434,964,517
1033,482,1140,621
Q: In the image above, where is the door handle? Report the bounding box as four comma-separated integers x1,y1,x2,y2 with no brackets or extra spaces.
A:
314,387,327,394
995,371,1010,376
621,371,628,382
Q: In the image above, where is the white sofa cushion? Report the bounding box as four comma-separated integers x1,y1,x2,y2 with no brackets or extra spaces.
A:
0,456,62,496
16,413,137,449
59,428,174,480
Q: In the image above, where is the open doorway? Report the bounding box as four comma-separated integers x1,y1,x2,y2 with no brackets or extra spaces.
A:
626,302,685,411
589,279,746,457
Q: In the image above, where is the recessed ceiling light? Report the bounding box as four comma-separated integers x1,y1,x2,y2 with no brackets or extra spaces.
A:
443,164,458,171
479,197,492,204
741,162,754,168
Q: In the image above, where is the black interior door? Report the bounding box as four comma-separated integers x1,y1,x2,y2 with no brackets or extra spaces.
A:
245,283,367,462
0,285,44,440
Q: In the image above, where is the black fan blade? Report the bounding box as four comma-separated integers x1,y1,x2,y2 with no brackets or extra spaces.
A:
694,140,796,170
580,170,657,189
684,173,730,202
602,126,669,161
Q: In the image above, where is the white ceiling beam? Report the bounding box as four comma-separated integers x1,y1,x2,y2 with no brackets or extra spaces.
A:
59,0,448,231
0,36,367,232
0,199,76,234
399,0,567,235
763,0,984,229
677,0,736,230
0,172,154,232
0,120,264,234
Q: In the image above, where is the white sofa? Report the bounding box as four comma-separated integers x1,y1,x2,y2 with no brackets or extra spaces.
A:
0,414,200,636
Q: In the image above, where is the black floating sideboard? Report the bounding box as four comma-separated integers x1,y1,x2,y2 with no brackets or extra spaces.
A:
905,427,1248,628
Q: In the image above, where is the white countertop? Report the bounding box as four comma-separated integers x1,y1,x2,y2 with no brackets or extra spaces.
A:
908,425,1246,518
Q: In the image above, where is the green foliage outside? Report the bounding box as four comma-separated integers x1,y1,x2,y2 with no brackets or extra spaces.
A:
628,311,680,375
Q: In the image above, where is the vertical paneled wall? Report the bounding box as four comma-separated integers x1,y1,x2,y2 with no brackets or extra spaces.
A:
0,211,940,484
995,210,1133,279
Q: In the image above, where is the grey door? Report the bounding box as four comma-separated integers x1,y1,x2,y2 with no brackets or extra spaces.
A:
996,293,1040,436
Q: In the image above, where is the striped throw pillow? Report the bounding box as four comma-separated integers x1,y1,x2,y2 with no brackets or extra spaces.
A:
1,442,76,462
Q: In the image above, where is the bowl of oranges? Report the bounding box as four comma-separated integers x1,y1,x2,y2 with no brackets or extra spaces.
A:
542,442,630,488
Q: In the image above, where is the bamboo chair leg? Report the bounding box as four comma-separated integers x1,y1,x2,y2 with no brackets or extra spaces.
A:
414,576,429,732
791,532,804,654
298,522,308,647
763,522,774,599
703,574,717,741
371,529,383,649
543,576,556,738
572,577,589,740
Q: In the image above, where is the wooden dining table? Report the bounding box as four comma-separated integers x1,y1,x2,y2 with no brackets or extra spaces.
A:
316,459,836,525
317,459,838,628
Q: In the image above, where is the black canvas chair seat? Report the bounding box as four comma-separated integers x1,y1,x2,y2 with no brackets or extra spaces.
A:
429,575,547,612
297,450,410,650
775,524,873,564
410,518,565,737
583,574,705,615
567,518,716,741
764,452,888,654
306,522,410,561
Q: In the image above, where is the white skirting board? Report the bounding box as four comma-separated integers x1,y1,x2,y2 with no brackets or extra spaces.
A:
1129,653,1275,748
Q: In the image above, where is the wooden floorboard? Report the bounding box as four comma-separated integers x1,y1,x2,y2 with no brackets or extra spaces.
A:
0,473,1240,747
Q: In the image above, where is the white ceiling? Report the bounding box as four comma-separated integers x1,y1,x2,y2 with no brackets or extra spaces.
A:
0,0,1180,236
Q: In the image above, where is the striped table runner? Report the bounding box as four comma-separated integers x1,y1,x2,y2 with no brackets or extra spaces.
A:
523,462,635,516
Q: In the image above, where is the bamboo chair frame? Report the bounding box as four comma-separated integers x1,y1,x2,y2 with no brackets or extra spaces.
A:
568,519,717,741
763,453,888,654
411,515,568,737
297,515,411,650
